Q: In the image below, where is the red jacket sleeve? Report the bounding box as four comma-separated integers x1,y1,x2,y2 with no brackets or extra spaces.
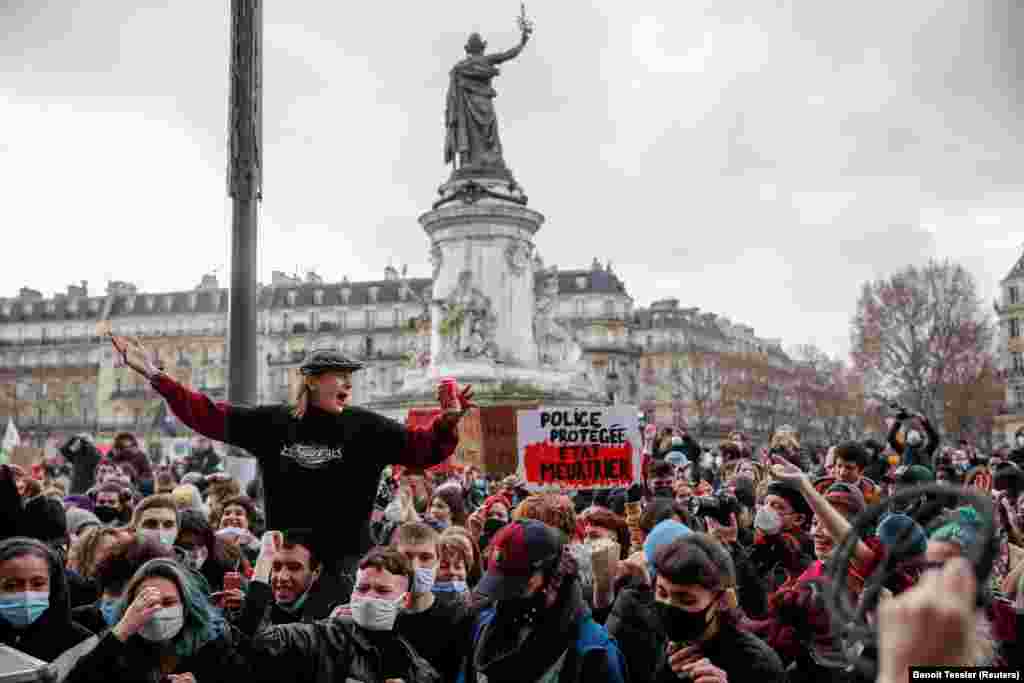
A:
150,373,229,443
393,418,459,469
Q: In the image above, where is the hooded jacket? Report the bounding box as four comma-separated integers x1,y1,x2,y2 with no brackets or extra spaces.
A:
244,617,441,683
60,436,103,496
0,537,94,662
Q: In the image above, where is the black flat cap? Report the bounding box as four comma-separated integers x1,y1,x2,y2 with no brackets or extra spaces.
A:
299,349,365,376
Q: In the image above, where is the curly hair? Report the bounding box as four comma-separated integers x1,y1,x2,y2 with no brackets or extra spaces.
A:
513,493,576,540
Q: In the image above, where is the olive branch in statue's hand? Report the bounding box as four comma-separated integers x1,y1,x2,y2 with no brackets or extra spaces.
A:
518,3,534,39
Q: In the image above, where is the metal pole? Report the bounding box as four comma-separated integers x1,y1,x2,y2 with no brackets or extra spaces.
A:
227,0,262,409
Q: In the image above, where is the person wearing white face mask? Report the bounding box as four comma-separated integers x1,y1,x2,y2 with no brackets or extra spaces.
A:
0,537,93,663
393,523,475,682
131,495,180,549
245,547,440,683
64,558,248,683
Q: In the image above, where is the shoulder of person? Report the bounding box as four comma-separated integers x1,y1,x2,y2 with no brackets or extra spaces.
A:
720,623,786,674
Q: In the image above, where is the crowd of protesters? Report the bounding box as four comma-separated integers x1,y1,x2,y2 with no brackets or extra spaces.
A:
0,335,1014,682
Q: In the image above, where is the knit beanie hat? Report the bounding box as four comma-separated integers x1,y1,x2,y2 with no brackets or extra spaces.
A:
897,465,935,485
929,507,981,550
66,507,101,537
877,513,928,559
643,519,691,581
824,482,866,518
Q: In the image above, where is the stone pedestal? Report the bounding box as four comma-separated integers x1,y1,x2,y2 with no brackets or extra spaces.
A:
423,198,542,367
369,175,607,412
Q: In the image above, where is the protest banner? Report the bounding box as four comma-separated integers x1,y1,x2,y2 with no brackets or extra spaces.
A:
516,406,641,489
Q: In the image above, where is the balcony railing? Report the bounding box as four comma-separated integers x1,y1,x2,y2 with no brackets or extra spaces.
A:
110,387,158,401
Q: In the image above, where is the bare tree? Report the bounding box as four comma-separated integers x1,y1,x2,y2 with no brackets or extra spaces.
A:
670,343,729,437
851,259,994,425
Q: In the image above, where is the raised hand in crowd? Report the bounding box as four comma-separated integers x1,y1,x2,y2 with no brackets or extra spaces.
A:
109,333,161,379
876,558,978,683
705,512,739,546
112,585,166,642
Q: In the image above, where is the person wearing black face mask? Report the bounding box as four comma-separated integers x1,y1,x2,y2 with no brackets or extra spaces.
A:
651,534,785,683
461,520,626,683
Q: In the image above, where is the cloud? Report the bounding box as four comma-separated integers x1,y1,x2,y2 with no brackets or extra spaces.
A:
2,1,1024,362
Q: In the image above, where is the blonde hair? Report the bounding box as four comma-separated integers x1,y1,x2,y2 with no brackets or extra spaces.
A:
73,526,122,578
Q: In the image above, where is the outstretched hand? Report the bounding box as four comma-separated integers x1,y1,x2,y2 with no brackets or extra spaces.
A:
435,384,476,433
769,454,808,487
109,334,160,379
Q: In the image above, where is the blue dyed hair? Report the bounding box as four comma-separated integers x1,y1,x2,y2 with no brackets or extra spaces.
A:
113,558,226,658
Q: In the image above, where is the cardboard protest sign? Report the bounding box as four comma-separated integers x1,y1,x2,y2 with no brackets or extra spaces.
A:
517,407,641,489
405,405,533,476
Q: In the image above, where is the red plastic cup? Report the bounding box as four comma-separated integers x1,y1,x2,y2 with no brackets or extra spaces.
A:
439,377,460,411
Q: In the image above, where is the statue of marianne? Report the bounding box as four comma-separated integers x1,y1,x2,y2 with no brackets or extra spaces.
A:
444,8,533,178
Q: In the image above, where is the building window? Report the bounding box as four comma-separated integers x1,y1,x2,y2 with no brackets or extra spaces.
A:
282,313,290,333
366,311,374,329
1012,319,1021,339
1014,352,1024,373
369,287,379,304
287,291,297,307
1011,286,1020,305
1015,386,1024,408
575,277,587,290
575,299,585,316
312,312,320,331
314,290,324,306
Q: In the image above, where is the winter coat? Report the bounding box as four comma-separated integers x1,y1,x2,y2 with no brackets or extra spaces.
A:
64,628,249,683
0,538,94,662
605,582,661,683
244,617,440,683
652,621,786,683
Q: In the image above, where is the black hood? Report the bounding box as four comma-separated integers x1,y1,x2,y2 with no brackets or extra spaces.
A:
0,537,73,626
20,495,68,546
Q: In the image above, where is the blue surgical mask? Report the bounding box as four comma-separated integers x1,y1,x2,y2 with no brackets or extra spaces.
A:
0,592,50,628
433,580,467,594
98,598,119,626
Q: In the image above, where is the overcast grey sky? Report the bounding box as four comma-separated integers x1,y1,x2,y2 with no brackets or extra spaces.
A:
3,1,1023,358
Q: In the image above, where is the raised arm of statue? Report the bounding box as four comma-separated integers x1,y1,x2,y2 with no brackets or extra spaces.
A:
487,28,530,65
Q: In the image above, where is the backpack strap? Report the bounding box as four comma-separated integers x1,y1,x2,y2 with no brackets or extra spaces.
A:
457,608,498,683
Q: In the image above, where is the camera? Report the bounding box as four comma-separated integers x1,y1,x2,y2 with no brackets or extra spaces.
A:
688,493,741,526
888,401,911,421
